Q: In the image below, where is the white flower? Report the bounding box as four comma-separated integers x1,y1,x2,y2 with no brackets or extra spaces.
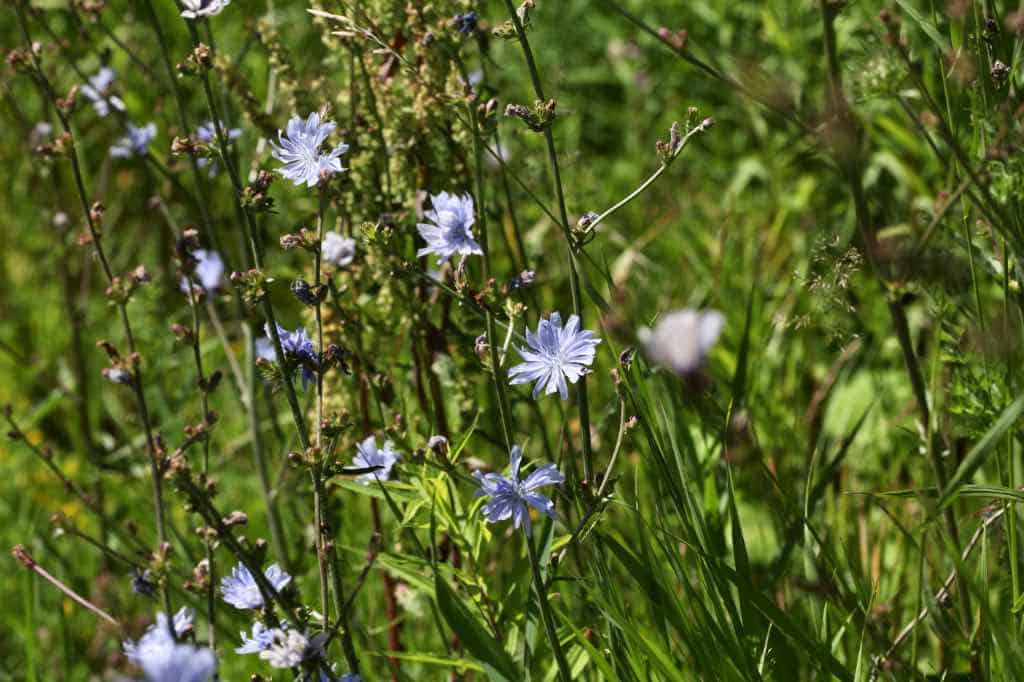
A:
508,312,601,400
322,232,356,267
180,0,231,19
270,112,349,188
416,192,482,263
637,308,724,376
259,630,327,669
352,435,400,484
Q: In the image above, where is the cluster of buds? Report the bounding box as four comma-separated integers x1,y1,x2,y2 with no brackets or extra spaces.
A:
241,170,275,212
97,339,138,386
290,278,327,307
230,268,270,306
147,542,174,590
5,44,39,74
177,43,212,76
878,8,903,47
170,135,206,158
493,0,534,39
88,201,105,235
504,99,557,132
105,265,151,304
657,27,688,51
34,131,73,159
991,60,1011,86
73,0,106,19
279,227,319,253
574,212,599,245
183,558,211,594
476,98,500,137
504,269,535,295
56,85,78,115
320,410,352,440
360,215,395,246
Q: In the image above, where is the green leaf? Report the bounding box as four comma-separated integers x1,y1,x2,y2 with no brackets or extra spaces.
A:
891,0,951,52
938,392,1024,510
433,572,520,682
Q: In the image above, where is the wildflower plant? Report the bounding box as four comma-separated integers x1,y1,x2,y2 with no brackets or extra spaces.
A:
8,0,1024,680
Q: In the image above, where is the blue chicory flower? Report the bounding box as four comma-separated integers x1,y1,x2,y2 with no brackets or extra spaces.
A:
220,562,292,610
352,435,400,484
195,121,242,177
270,112,349,188
179,249,224,294
263,323,318,389
507,312,601,400
322,231,356,267
124,607,195,665
111,122,157,159
236,621,280,655
81,67,125,117
136,642,216,682
416,192,483,264
454,11,479,34
123,608,213,682
473,445,563,536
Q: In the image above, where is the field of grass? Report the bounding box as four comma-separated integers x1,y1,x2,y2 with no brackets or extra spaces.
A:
3,0,1024,679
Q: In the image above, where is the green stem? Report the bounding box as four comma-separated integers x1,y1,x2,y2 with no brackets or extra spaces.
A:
12,0,175,633
456,58,515,450
184,24,310,450
501,0,594,482
526,533,571,682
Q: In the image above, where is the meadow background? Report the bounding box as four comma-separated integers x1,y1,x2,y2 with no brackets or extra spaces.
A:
2,0,1024,679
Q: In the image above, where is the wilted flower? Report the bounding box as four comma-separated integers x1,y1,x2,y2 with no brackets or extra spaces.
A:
236,621,279,655
508,312,601,400
195,120,241,177
263,323,318,389
81,67,125,117
637,308,724,376
111,122,157,159
416,192,482,263
220,562,291,610
270,112,349,188
473,445,563,536
322,231,356,267
180,0,231,19
179,249,224,294
352,435,400,484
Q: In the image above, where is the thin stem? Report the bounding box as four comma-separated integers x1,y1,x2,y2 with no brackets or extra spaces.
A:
12,545,121,630
586,119,713,233
501,0,594,482
526,534,571,682
12,0,174,630
184,278,217,660
184,24,310,450
456,58,515,450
